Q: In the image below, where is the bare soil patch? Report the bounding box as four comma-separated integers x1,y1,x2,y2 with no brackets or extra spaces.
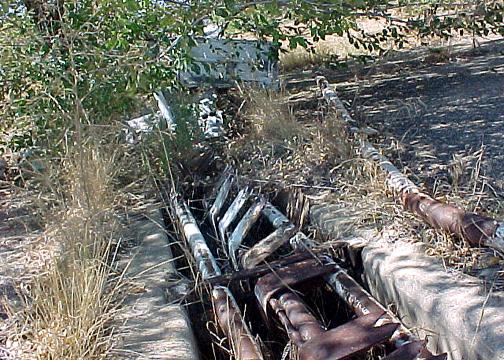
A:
329,39,504,215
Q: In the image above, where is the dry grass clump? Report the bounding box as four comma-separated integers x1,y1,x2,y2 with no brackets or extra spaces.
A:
245,89,303,144
6,146,124,359
279,39,358,72
226,88,355,193
311,111,352,162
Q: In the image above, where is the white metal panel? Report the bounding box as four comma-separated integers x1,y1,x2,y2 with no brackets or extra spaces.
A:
179,38,279,88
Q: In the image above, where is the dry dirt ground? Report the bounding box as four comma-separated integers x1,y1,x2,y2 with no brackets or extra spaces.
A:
322,38,504,214
266,36,504,284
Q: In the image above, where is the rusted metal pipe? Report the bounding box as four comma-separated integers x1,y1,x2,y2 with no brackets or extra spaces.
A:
324,263,413,347
404,192,502,247
173,196,221,279
276,292,325,342
297,312,398,360
316,75,504,253
213,286,264,360
172,195,263,360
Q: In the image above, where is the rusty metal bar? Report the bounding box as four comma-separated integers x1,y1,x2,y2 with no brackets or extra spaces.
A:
219,187,251,243
241,223,296,269
206,252,315,286
316,75,504,253
255,258,336,314
212,286,264,360
203,172,445,359
229,197,266,270
282,203,444,357
297,312,398,360
172,195,263,360
240,195,430,353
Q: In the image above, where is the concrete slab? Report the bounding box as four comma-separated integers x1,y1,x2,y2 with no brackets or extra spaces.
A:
115,209,199,360
363,241,504,360
310,203,504,360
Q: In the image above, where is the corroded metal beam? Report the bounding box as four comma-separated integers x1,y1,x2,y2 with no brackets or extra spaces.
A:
172,195,263,360
228,197,266,269
316,75,504,253
213,286,264,360
219,187,251,243
210,172,234,229
255,260,399,360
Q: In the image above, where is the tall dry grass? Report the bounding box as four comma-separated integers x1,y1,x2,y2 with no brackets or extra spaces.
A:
279,40,357,72
8,145,125,359
245,89,303,144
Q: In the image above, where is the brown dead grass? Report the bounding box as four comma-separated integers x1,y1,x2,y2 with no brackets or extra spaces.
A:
226,87,352,195
4,145,127,359
227,79,503,287
246,89,303,143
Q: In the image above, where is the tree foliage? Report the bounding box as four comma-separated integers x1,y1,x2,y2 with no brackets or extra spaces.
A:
1,0,502,153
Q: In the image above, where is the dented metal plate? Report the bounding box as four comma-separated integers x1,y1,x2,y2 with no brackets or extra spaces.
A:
255,258,336,315
298,312,399,360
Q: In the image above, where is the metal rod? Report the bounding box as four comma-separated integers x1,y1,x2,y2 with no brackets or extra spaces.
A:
228,197,266,270
219,187,251,244
316,75,504,253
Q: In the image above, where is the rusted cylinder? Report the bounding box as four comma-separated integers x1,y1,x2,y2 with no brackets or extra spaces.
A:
324,265,412,346
403,192,500,246
213,286,264,360
277,292,325,342
317,75,504,253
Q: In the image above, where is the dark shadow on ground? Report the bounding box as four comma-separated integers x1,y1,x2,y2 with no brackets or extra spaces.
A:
328,39,504,199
